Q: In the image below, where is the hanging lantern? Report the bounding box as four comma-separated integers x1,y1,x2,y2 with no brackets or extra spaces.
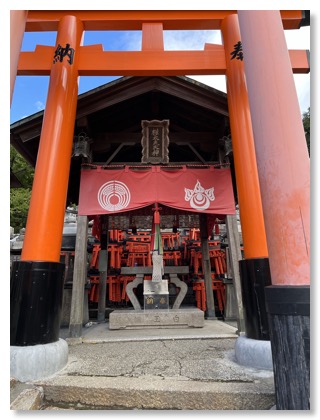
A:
72,132,92,162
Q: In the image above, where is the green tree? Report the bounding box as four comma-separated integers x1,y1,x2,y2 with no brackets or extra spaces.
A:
302,107,310,155
10,188,32,232
10,145,34,188
10,146,34,232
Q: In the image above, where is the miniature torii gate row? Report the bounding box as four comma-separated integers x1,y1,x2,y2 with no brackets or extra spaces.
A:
10,11,310,409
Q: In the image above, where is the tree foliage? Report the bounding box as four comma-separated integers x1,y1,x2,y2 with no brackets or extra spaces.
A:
302,107,310,155
10,145,34,188
10,146,34,233
10,188,32,233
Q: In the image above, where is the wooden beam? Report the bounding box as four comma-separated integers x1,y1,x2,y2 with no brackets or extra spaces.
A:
69,215,88,338
142,23,164,51
225,215,245,334
200,214,216,319
105,142,135,164
177,142,206,164
92,132,216,152
17,44,309,76
25,10,307,31
18,46,227,76
289,49,310,74
206,43,310,74
97,216,109,323
76,115,90,130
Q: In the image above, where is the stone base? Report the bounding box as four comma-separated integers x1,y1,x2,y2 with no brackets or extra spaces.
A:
234,336,273,371
109,308,204,330
10,339,68,382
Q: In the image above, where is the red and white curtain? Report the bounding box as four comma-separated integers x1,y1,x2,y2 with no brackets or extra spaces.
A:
78,165,236,217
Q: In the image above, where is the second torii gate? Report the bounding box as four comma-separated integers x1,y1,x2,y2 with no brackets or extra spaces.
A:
10,10,310,409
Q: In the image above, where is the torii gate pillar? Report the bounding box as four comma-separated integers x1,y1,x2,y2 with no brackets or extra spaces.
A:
10,10,28,105
11,15,83,380
238,10,310,410
220,14,270,340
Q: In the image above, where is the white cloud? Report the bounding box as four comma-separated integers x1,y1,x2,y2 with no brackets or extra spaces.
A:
164,30,221,50
120,31,142,51
35,100,45,111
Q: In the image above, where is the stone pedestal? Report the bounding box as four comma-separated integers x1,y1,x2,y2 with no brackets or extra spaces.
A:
109,308,204,330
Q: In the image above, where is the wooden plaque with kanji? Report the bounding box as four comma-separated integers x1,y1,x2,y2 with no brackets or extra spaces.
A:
141,120,169,164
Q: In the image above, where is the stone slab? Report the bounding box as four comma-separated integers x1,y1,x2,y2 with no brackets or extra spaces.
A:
10,387,44,411
35,375,275,410
109,308,204,330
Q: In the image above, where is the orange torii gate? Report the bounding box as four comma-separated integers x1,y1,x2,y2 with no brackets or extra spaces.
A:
10,11,310,409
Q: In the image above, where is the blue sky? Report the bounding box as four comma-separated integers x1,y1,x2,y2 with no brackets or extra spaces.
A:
10,24,310,124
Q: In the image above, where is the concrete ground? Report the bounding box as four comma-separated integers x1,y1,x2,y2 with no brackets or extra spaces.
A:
11,319,276,410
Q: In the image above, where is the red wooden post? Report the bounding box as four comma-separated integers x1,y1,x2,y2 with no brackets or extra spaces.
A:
238,10,310,410
10,10,28,105
220,13,271,341
11,15,84,346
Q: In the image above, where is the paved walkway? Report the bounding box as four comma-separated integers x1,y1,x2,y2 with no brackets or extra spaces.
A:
29,320,275,410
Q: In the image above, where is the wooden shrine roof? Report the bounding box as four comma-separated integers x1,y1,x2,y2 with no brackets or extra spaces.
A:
10,75,232,204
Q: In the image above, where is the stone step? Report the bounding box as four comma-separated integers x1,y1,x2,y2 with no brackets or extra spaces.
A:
10,385,43,410
35,375,275,410
11,322,275,410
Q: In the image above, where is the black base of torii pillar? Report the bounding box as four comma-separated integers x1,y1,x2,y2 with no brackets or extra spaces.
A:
10,261,68,382
265,286,310,410
239,258,271,341
11,261,65,346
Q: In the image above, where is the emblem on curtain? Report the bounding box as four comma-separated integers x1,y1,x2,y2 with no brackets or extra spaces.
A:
97,181,131,211
184,180,215,211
